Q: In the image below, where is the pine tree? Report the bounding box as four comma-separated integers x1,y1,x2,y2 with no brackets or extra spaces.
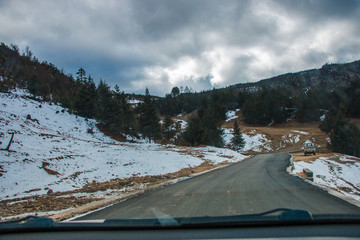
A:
163,115,173,139
183,105,224,147
112,85,136,135
231,120,245,151
76,68,86,82
95,80,113,127
199,106,224,147
319,112,336,134
182,114,205,146
28,75,40,97
320,104,360,157
138,88,162,142
73,75,97,118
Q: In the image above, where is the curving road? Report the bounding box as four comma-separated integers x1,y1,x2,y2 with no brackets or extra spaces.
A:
77,153,360,220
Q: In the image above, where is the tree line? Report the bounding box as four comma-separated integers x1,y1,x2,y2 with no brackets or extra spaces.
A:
159,79,359,126
319,105,360,157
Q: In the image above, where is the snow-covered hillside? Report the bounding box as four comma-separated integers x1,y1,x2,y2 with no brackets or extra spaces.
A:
0,90,247,200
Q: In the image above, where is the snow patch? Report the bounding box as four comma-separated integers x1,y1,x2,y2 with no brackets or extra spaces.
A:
320,114,326,121
223,128,272,152
127,98,143,105
225,109,240,122
293,155,360,202
291,130,309,135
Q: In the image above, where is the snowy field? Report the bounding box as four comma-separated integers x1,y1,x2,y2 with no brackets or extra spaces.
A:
293,155,360,202
0,90,247,200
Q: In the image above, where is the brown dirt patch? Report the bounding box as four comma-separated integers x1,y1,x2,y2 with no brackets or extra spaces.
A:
345,156,360,163
296,172,308,178
41,161,61,175
292,152,338,163
96,124,128,142
0,196,103,218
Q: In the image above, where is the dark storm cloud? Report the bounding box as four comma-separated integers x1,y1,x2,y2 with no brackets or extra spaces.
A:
0,0,359,96
277,0,360,20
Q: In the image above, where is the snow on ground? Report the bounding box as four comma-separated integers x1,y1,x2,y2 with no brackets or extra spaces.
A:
0,90,247,200
225,109,240,122
291,130,309,135
293,155,360,202
127,98,143,105
223,128,272,152
242,133,272,152
175,119,187,130
278,134,301,149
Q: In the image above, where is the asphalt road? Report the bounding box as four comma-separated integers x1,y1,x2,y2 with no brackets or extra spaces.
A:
77,153,360,220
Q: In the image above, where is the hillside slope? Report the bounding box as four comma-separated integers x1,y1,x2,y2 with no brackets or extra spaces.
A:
0,90,247,201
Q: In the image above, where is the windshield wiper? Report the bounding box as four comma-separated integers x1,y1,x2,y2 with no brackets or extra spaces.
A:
102,208,313,227
251,208,313,221
0,215,55,230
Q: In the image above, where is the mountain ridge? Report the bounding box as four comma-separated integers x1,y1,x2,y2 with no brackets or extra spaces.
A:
229,60,360,96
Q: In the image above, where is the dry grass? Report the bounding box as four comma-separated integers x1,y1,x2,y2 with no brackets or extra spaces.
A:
345,156,360,163
170,109,340,154
295,172,308,178
41,162,61,175
292,152,337,163
222,109,329,152
292,152,360,164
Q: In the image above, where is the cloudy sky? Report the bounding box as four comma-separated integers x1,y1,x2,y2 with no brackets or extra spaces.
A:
1,0,359,96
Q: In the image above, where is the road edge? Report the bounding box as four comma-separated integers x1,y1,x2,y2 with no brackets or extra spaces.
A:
287,154,360,208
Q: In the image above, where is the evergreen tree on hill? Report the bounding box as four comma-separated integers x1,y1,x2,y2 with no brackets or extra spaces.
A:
198,106,224,147
319,105,360,157
163,115,174,139
112,85,136,135
138,88,162,143
182,103,225,148
95,80,113,127
231,120,245,151
76,68,87,82
28,75,40,97
242,88,292,125
73,72,96,118
183,114,206,146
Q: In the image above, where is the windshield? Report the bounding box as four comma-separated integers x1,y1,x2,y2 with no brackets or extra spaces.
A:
0,0,360,225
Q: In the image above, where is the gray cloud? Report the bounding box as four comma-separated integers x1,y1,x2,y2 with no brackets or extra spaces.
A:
0,0,359,96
